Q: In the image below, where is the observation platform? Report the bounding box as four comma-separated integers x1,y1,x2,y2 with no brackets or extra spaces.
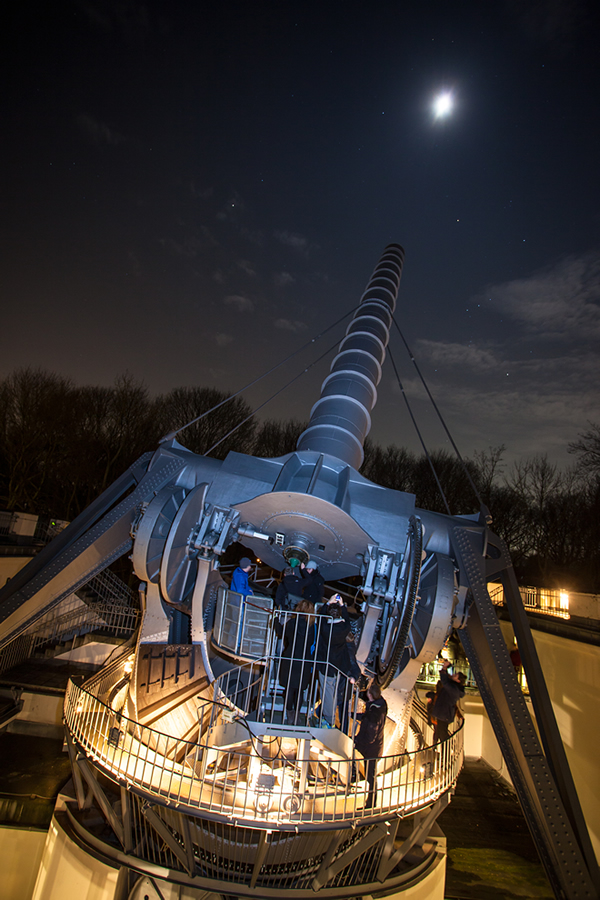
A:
64,667,464,830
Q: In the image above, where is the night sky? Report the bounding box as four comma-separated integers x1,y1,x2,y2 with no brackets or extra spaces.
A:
2,0,599,469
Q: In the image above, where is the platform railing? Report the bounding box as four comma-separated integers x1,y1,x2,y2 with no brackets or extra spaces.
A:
212,586,273,658
64,676,463,828
0,594,139,676
211,591,363,683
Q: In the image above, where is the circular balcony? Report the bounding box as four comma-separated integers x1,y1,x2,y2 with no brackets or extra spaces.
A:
64,664,464,831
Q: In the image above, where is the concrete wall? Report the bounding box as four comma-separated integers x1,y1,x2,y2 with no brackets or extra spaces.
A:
31,815,118,900
0,826,47,900
0,557,33,590
569,591,600,621
3,691,64,740
480,620,600,862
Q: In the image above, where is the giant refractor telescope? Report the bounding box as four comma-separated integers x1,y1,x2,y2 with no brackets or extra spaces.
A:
0,245,596,900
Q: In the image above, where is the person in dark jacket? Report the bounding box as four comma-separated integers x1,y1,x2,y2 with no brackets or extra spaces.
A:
300,561,325,605
432,660,466,743
314,594,352,726
274,600,316,725
275,566,304,610
354,681,388,808
337,632,361,733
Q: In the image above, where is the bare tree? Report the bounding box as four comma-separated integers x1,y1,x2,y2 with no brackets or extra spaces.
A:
568,422,600,474
253,419,307,458
472,445,506,499
156,387,256,458
0,368,74,513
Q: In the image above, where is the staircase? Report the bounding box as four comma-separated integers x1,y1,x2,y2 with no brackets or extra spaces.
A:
0,568,140,676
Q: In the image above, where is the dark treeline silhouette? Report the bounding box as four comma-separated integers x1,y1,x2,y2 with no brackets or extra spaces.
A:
1,369,598,592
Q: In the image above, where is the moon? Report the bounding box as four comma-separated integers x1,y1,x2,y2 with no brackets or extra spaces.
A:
433,92,454,119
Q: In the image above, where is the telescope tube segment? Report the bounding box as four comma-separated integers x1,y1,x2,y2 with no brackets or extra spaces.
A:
296,243,405,469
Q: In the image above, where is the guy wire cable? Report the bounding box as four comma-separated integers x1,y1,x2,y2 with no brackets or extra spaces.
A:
387,346,452,517
391,315,489,516
203,338,341,457
160,305,360,443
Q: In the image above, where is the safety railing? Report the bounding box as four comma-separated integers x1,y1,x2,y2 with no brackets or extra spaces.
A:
64,673,463,828
210,655,361,734
212,587,273,658
79,567,138,607
211,591,363,683
0,593,139,676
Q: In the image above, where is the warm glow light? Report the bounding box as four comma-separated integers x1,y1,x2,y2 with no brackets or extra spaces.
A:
560,592,569,610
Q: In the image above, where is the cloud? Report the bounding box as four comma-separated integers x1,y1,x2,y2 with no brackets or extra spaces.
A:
214,333,233,347
417,339,499,371
224,294,255,312
189,183,214,199
237,259,257,277
485,252,600,343
425,375,598,464
77,114,126,145
394,253,600,465
239,226,265,246
273,271,295,287
274,318,307,333
403,253,600,466
274,230,311,254
159,227,217,258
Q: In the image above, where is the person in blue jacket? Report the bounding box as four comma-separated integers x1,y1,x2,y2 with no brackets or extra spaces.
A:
231,557,253,596
224,557,254,650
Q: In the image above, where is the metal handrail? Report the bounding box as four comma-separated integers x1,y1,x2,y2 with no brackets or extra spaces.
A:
64,677,463,829
82,568,138,607
0,594,139,676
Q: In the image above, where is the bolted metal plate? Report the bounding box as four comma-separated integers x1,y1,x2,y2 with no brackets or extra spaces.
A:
132,485,187,583
234,491,373,579
160,483,208,607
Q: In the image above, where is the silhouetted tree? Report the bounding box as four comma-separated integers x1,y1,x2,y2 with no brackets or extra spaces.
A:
0,368,74,513
568,422,600,474
64,375,163,515
155,387,256,459
361,441,415,492
252,419,307,458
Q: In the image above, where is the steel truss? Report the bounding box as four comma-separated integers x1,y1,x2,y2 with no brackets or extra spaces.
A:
454,525,599,900
62,736,449,898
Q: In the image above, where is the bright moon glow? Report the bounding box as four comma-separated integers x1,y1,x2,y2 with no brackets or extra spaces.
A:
433,92,453,118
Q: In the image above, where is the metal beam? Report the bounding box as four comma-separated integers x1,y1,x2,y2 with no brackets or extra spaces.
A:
120,786,133,854
312,830,346,891
250,830,270,889
0,453,184,649
64,730,86,810
313,823,389,889
376,795,449,882
141,804,195,876
453,525,598,900
75,756,124,846
499,557,598,882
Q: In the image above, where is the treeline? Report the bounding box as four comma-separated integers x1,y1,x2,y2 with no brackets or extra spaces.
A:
1,369,598,592
362,441,599,592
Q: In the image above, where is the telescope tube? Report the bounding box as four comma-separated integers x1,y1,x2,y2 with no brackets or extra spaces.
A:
296,243,405,468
